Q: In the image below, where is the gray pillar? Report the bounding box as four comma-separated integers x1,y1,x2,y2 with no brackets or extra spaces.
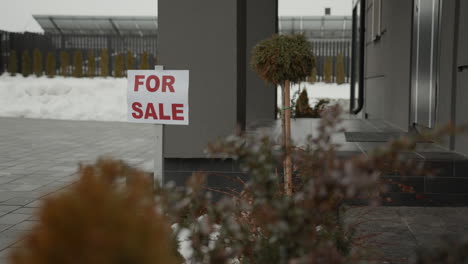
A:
246,0,278,126
454,0,468,155
0,33,3,74
159,0,277,158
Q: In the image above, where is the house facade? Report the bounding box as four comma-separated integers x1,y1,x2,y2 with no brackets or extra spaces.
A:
158,0,468,157
354,0,468,155
157,0,468,201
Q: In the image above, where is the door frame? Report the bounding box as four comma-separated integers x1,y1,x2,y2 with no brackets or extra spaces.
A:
410,0,443,130
350,0,366,115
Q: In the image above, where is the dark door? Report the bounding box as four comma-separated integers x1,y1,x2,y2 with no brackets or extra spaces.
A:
350,0,365,114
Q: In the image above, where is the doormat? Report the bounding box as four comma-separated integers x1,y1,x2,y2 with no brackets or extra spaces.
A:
344,132,433,143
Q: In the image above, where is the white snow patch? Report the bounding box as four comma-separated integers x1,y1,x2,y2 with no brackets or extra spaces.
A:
0,74,127,121
276,82,351,112
277,82,350,107
0,76,351,122
172,216,223,263
172,224,193,261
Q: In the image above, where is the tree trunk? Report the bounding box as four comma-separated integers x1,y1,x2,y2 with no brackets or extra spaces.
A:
281,85,286,159
283,80,293,195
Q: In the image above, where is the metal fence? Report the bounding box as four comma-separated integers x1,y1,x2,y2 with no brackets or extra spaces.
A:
279,16,352,39
279,16,352,83
310,39,351,83
0,31,157,75
1,28,350,82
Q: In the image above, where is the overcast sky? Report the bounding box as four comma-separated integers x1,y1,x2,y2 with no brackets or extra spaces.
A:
0,0,352,32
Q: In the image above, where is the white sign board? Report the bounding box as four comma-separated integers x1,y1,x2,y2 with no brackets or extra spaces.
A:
127,70,189,125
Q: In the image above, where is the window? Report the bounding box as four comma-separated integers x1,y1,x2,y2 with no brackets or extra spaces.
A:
325,8,331,16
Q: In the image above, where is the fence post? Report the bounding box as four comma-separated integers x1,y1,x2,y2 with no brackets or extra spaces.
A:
154,65,165,187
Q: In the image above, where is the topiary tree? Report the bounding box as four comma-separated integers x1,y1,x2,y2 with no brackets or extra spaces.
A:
139,51,150,70
324,56,333,83
100,49,109,77
9,159,180,264
60,51,69,77
87,51,96,77
295,89,313,117
114,53,124,77
72,51,83,78
21,50,31,77
125,51,134,76
251,34,314,195
33,48,43,77
45,52,56,78
8,50,18,76
335,53,345,84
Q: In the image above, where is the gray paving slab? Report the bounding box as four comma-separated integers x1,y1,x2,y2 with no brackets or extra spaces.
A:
0,214,30,225
346,206,468,263
0,117,156,262
0,117,467,263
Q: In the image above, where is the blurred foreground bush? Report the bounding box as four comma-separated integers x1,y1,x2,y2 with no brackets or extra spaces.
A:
10,106,453,264
161,105,434,263
10,159,180,264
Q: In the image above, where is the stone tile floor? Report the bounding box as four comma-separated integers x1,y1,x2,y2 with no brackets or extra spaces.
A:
0,117,466,263
346,206,468,263
0,117,154,263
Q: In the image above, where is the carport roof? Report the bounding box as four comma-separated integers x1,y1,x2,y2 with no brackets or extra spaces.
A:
33,15,158,36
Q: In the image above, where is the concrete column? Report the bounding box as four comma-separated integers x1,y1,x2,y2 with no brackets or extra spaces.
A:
246,0,278,126
454,0,468,155
158,0,277,158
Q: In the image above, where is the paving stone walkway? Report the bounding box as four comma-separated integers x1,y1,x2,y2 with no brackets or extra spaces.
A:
0,117,154,263
0,117,466,263
346,206,468,263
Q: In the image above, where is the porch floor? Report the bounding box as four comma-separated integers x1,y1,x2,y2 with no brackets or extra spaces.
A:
251,117,468,205
255,117,462,159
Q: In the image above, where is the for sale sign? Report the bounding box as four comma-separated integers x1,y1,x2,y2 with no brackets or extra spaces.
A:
127,70,189,125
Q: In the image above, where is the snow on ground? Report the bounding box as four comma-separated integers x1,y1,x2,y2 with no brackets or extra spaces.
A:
0,75,350,122
277,82,350,108
0,74,127,122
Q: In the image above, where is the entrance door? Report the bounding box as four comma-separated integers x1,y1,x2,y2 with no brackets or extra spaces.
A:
350,0,365,114
411,0,441,129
